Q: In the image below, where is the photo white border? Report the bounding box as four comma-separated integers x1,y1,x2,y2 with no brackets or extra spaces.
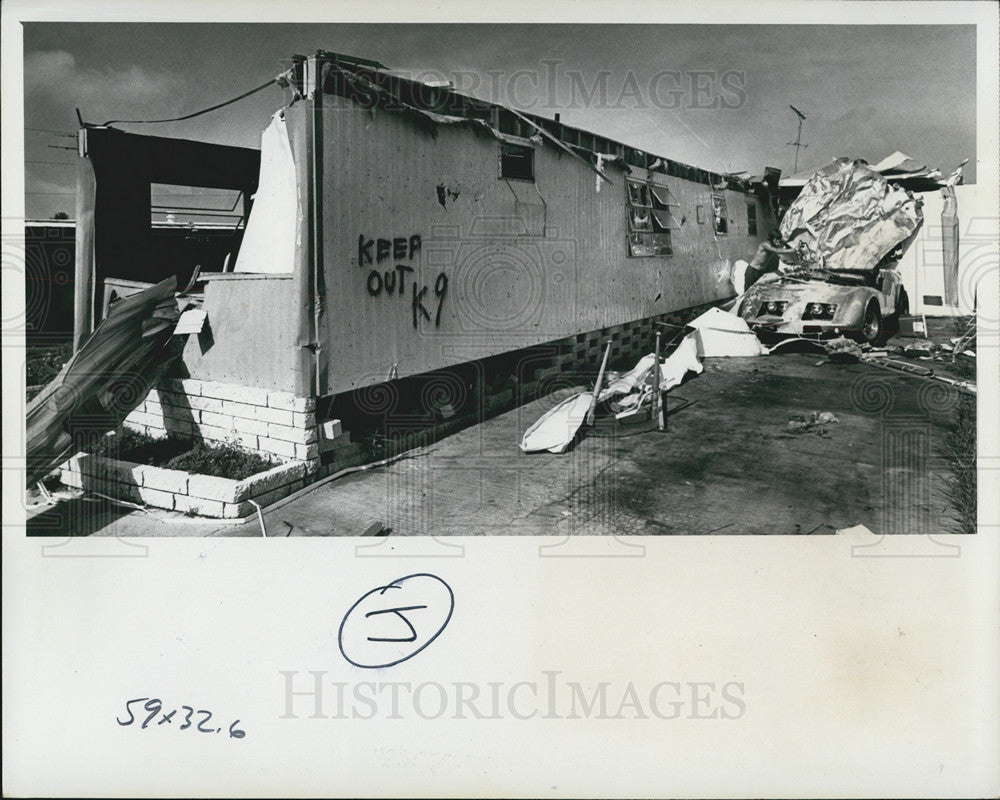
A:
3,2,998,797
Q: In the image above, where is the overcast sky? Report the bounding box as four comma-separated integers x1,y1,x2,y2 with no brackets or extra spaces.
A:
23,22,977,220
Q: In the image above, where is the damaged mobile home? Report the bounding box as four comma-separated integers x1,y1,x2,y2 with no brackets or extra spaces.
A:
52,51,780,495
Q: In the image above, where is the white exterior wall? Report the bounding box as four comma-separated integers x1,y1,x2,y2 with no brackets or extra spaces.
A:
896,183,994,316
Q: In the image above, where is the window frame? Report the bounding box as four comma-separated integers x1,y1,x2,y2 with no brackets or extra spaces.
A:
499,143,535,182
626,177,674,258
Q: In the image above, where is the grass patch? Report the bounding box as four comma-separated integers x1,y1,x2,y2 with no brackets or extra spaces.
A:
27,341,73,386
163,442,274,481
940,393,976,534
91,426,275,481
92,427,190,464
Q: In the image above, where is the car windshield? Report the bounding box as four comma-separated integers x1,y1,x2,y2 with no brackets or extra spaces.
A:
804,269,868,286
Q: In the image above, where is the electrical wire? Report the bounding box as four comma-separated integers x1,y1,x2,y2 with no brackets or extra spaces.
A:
100,76,279,127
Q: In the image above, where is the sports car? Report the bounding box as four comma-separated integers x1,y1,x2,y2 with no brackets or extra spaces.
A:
737,266,909,345
736,157,921,345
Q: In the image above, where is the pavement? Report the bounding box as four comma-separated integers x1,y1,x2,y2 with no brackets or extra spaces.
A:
26,329,970,538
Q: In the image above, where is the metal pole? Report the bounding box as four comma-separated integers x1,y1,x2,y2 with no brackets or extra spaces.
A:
586,341,613,426
794,117,802,173
654,331,665,431
73,130,97,353
788,105,807,175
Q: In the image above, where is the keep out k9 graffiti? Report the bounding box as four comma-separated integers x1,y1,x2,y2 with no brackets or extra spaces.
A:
359,234,448,329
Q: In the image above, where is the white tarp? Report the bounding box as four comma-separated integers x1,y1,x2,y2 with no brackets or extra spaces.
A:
599,354,658,402
658,334,704,389
687,306,752,332
599,335,704,403
519,391,595,453
686,307,765,357
234,111,298,274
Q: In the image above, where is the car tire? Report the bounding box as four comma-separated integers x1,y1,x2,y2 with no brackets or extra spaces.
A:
862,301,883,345
896,287,910,318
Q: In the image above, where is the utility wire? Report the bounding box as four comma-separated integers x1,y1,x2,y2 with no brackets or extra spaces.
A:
100,76,279,127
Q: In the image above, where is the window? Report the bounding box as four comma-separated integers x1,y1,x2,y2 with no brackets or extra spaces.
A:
746,202,757,236
627,179,673,257
712,195,728,235
500,144,534,181
696,204,705,224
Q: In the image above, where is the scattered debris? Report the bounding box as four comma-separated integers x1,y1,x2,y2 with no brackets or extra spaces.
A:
949,317,977,361
687,307,765,357
897,315,928,337
824,336,863,363
765,337,827,355
601,335,702,409
173,307,207,335
35,481,55,505
520,342,611,453
902,341,935,359
520,390,599,453
787,410,840,435
26,277,183,486
659,335,704,390
361,521,388,536
600,353,659,401
861,355,976,395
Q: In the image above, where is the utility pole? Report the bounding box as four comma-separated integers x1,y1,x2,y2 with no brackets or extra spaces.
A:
787,104,808,173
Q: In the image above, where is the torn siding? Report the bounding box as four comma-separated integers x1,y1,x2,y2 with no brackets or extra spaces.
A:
234,112,298,274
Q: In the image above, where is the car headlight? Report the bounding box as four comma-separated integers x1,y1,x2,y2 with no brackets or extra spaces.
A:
803,302,837,320
757,300,788,317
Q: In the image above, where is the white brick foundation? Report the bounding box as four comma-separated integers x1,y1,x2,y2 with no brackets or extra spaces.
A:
123,378,318,470
61,454,309,519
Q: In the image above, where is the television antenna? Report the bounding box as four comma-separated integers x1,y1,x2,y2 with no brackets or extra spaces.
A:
787,104,808,173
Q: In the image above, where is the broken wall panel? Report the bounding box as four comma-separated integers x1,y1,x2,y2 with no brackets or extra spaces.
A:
892,182,988,316
233,112,298,274
179,273,302,393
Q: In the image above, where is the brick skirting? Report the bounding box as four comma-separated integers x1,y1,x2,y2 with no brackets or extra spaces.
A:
123,378,319,468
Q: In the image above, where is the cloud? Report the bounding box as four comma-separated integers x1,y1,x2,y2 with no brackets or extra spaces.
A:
25,49,184,119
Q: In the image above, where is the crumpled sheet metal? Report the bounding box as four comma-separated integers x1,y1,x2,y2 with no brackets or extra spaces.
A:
779,158,923,273
26,277,181,486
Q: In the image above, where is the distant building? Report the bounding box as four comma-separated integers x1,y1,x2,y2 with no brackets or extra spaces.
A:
25,218,242,343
